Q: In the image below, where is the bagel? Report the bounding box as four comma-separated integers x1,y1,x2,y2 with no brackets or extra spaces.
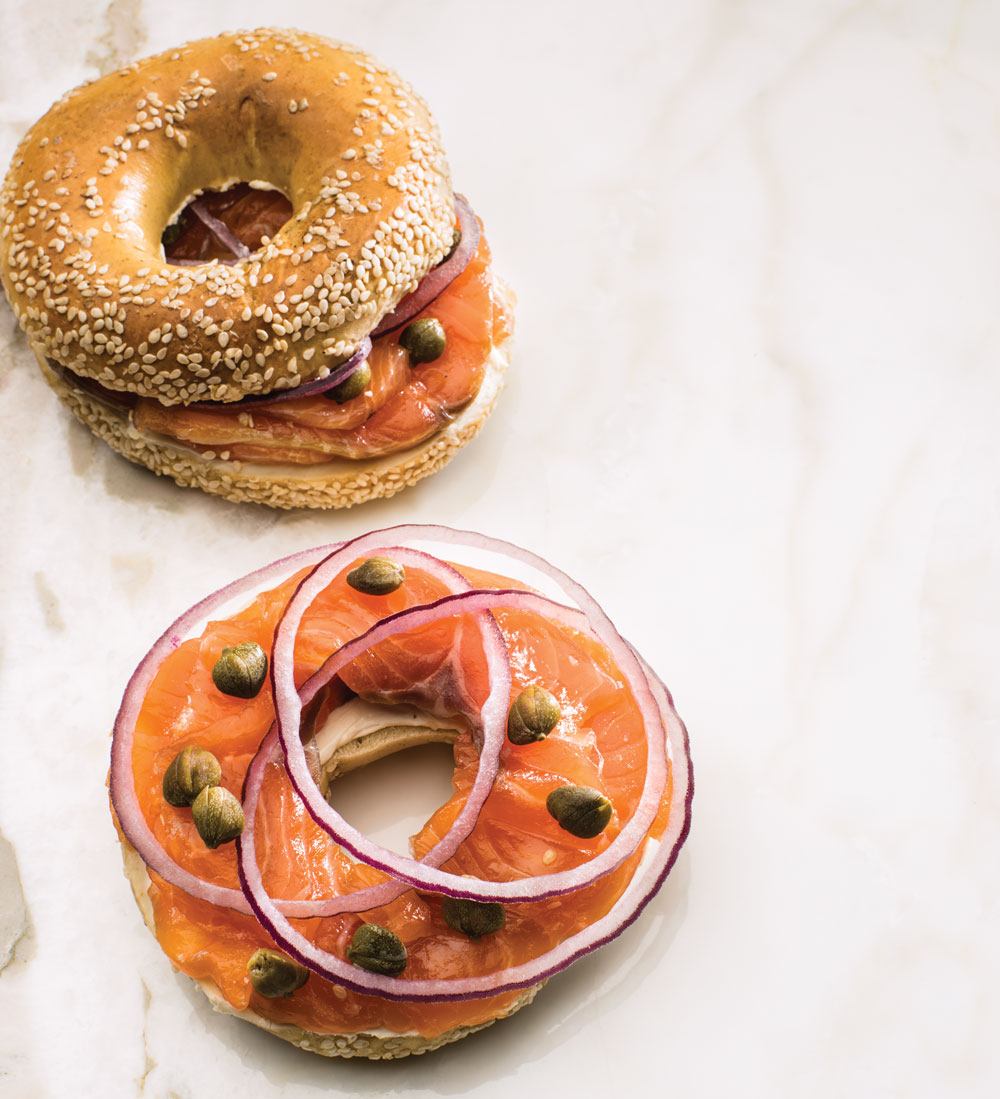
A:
0,28,512,508
110,530,693,1059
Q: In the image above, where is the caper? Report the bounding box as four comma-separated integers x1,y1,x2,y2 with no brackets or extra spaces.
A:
399,317,446,364
545,785,613,839
162,745,221,807
161,214,187,248
191,785,245,849
436,228,461,266
211,642,268,699
346,556,405,596
346,923,407,976
247,948,309,998
441,896,506,940
507,685,561,745
325,360,371,403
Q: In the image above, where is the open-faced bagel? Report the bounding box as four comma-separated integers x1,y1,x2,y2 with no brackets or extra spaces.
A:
1,29,511,507
110,530,693,1061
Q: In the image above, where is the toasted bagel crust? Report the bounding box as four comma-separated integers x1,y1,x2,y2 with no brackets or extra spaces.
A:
1,28,454,403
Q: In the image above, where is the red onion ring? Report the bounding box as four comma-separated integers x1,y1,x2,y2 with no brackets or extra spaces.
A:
110,544,340,916
269,580,667,902
371,195,480,338
186,338,373,411
188,196,251,260
52,363,136,411
109,541,506,919
251,545,511,917
55,341,372,413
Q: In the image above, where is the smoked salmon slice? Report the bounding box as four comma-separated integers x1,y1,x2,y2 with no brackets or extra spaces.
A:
134,226,508,463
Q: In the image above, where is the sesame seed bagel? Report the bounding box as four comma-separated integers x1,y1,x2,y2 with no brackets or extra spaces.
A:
2,28,513,507
1,27,455,403
119,722,542,1058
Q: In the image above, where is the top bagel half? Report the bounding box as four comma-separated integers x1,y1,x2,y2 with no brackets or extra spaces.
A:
1,28,457,403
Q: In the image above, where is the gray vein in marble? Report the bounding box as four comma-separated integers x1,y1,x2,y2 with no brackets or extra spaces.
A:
33,572,66,632
111,553,154,603
638,0,869,182
85,0,147,77
808,443,926,685
101,450,185,512
0,830,29,971
137,978,158,1095
747,95,820,728
66,417,97,477
746,1,875,721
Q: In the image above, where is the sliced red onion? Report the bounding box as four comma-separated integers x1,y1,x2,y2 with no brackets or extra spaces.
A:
186,339,372,411
110,540,507,920
269,574,666,903
239,545,511,918
371,195,480,338
55,339,372,413
188,196,251,260
52,362,136,411
109,544,343,917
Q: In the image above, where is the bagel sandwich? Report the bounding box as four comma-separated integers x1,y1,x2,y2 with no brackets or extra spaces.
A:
0,28,513,509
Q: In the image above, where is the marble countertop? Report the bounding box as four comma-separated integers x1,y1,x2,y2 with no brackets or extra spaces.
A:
2,1,998,1095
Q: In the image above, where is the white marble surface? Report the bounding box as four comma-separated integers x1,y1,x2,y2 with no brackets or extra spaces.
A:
1,0,999,1095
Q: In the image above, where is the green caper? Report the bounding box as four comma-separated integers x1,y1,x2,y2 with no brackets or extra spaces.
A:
211,642,268,699
441,896,506,940
162,745,221,807
346,923,407,976
399,317,446,364
191,785,245,849
507,685,561,745
161,214,187,248
325,360,371,403
346,557,405,596
247,948,309,998
545,785,613,839
436,228,461,266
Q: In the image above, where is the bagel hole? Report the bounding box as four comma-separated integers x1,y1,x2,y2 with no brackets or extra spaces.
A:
325,742,457,857
162,182,293,265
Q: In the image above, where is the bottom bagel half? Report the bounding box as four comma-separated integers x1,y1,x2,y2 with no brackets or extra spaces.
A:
119,848,540,1060
39,334,509,510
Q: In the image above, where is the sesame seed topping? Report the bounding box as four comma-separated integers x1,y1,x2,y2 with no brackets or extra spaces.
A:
1,28,455,408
